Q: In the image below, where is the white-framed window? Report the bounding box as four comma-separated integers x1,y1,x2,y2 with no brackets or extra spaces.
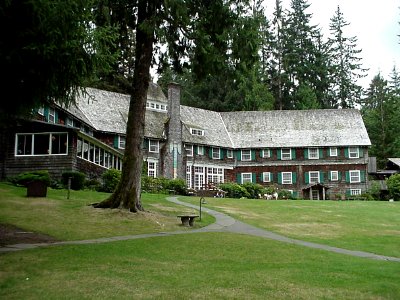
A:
350,189,362,196
48,107,56,123
118,136,126,149
241,149,252,161
330,147,338,157
186,166,192,188
261,149,270,158
147,101,168,112
308,148,319,159
309,171,320,183
330,171,339,181
282,172,292,184
227,150,233,158
66,117,74,127
281,148,292,160
262,172,271,182
147,161,158,178
185,144,193,156
190,128,205,136
349,170,361,183
207,167,224,184
241,173,253,184
151,103,155,109
149,140,159,153
194,166,205,190
348,147,359,158
197,146,204,155
15,133,68,156
212,147,220,159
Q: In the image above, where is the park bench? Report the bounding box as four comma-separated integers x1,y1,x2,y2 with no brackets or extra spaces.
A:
177,215,199,227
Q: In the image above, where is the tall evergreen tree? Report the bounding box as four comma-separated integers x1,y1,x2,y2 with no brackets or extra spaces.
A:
327,5,367,108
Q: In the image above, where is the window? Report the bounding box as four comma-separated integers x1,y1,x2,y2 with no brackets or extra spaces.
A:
185,144,193,156
241,150,251,161
261,149,270,158
263,172,271,182
212,147,220,159
350,189,362,196
148,161,157,178
349,170,361,183
241,173,252,184
348,147,359,158
207,167,224,184
308,148,319,159
190,128,204,136
227,150,233,158
48,107,56,123
149,140,159,153
15,133,68,156
119,136,126,149
281,148,292,160
38,107,44,116
66,117,74,127
309,171,320,183
186,166,192,188
330,147,338,157
197,146,204,155
330,171,339,181
147,101,167,112
282,172,292,184
194,166,205,190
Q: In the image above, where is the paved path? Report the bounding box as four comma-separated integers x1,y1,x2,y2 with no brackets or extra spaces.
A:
1,196,400,263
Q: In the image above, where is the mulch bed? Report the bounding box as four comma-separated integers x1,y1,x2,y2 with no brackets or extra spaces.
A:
0,224,59,246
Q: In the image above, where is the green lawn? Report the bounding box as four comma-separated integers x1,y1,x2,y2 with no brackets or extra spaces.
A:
1,183,400,299
180,196,400,258
0,182,214,241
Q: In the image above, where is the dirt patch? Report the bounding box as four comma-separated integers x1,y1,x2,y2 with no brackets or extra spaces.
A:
0,223,59,246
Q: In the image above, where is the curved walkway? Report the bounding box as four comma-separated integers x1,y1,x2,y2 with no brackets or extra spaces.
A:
1,196,400,263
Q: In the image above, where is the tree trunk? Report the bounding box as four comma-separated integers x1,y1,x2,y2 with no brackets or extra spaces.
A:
94,0,161,212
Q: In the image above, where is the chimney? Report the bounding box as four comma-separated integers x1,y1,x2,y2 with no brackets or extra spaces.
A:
163,83,184,179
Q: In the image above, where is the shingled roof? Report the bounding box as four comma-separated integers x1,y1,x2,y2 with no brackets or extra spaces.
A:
68,86,371,149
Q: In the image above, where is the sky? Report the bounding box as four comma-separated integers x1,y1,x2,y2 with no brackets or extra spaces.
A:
265,0,400,89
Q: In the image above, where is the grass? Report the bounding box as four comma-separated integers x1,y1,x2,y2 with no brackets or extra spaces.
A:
1,233,399,299
0,182,214,240
180,196,400,258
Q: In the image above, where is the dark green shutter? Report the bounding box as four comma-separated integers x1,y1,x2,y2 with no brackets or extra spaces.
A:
277,149,281,160
113,136,119,148
305,172,309,184
319,148,323,159
54,110,59,124
195,146,198,155
236,173,242,184
345,171,350,183
320,172,324,183
278,172,282,184
360,170,366,182
328,171,331,181
338,171,342,181
236,150,241,161
292,172,297,184
291,149,296,159
251,150,256,161
260,173,263,181
44,107,49,122
359,147,364,157
252,173,256,183
270,173,274,182
144,139,149,150
344,148,349,158
220,148,224,159
209,148,213,159
304,149,309,159
259,150,263,158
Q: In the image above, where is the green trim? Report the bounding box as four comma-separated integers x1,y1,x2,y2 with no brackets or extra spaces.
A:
277,149,281,160
292,172,297,184
251,150,256,161
113,136,119,148
252,173,256,183
305,172,309,184
304,149,309,159
236,173,242,184
236,150,241,161
278,172,282,184
359,147,364,157
320,172,324,183
291,148,296,159
360,170,366,182
345,171,350,183
270,173,274,182
344,148,349,158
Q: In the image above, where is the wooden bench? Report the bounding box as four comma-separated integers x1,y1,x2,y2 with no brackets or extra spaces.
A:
177,215,199,227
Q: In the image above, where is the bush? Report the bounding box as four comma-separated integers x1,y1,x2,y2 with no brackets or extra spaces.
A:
242,182,264,199
165,178,187,195
85,178,102,191
9,170,51,187
141,176,169,193
101,169,121,193
386,174,400,200
62,171,86,190
278,189,293,200
218,182,250,198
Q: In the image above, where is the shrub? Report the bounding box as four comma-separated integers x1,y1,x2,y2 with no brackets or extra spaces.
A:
141,176,169,193
386,174,400,201
10,170,51,187
165,178,187,195
85,178,102,191
278,189,293,200
218,182,249,198
62,171,86,190
242,182,264,199
101,169,121,193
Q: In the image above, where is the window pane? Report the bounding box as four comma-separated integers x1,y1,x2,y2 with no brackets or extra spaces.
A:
16,134,32,155
34,134,49,155
77,138,82,157
51,133,67,154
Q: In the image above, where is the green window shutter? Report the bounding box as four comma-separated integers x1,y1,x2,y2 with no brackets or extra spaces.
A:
252,173,256,183
144,139,149,150
270,173,274,183
220,148,224,159
113,136,119,148
337,148,341,156
44,107,49,121
259,150,263,158
320,172,324,183
328,171,331,181
304,149,309,160
291,149,296,159
292,172,297,184
338,171,342,181
359,147,364,157
345,171,350,183
209,148,213,159
236,150,241,161
195,146,198,155
305,172,309,184
345,189,351,197
278,172,282,184
236,173,242,184
319,148,323,159
360,170,366,182
344,148,349,158
260,173,263,181
251,150,256,161
54,111,59,123
277,149,281,160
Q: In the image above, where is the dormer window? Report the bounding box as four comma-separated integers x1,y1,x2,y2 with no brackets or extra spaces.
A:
190,128,204,136
146,101,167,112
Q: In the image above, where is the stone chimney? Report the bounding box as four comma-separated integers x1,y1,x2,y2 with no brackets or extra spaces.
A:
162,83,184,179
